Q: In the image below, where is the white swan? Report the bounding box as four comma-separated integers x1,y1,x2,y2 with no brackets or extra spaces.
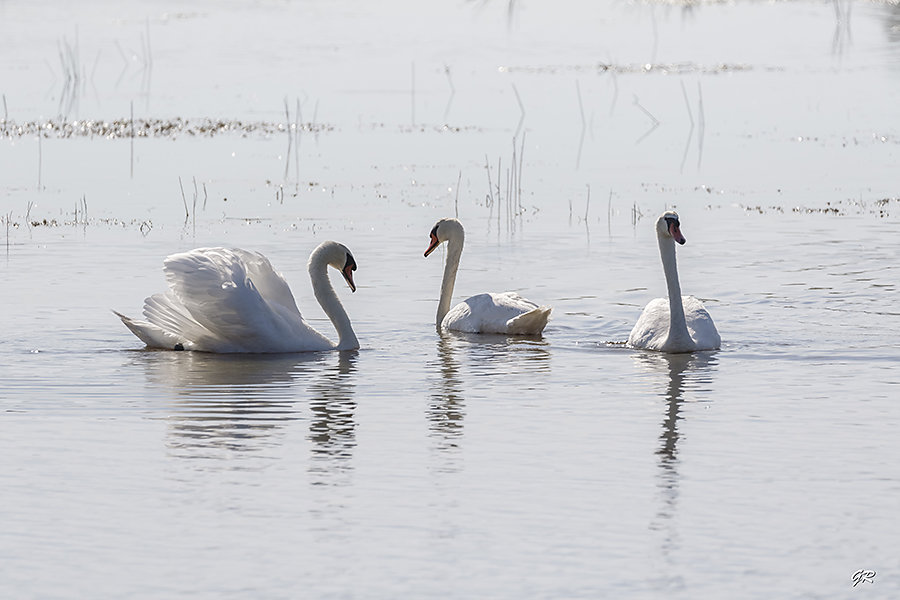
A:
628,211,720,353
424,218,551,335
115,240,359,353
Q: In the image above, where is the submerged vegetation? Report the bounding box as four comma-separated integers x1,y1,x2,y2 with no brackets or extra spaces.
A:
737,197,900,218
501,62,756,75
0,117,334,140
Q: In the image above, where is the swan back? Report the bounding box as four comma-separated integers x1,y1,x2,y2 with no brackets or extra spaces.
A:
441,292,550,335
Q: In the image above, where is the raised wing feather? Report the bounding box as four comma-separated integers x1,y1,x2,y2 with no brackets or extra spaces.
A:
153,248,332,352
222,248,301,316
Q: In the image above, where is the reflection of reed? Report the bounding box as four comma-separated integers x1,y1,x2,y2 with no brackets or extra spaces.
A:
428,334,466,448
308,351,358,484
468,0,518,26
832,0,853,57
884,3,900,44
136,351,321,457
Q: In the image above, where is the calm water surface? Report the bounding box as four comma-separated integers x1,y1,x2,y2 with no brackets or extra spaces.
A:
2,0,900,598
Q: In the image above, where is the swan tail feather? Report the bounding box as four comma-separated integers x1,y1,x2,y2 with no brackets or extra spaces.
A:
506,305,552,335
113,310,184,349
142,293,201,336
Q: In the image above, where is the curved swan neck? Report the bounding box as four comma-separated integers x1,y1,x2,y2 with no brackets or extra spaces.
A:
309,253,358,350
658,236,690,346
437,232,464,327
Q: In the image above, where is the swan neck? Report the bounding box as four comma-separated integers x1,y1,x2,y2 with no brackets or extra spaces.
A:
310,255,358,350
437,234,464,327
659,236,690,344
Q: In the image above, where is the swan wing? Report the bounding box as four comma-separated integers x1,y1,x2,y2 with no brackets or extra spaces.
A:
224,248,302,317
627,298,670,351
158,248,333,352
443,292,550,334
506,306,552,335
683,296,721,350
116,291,215,351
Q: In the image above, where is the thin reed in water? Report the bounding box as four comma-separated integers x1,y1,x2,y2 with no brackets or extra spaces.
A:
178,176,189,224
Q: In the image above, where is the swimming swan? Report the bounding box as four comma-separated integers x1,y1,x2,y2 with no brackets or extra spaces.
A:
627,211,720,353
115,240,359,353
424,217,551,335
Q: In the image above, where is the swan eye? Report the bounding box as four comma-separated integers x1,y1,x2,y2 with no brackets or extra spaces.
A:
344,253,357,271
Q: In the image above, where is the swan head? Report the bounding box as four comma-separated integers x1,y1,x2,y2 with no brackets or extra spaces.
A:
311,241,357,292
424,218,464,257
657,211,686,245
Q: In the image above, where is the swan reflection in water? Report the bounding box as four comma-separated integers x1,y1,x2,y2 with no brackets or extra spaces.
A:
307,350,358,486
452,331,552,379
428,334,466,451
427,332,551,463
134,350,356,465
633,350,718,558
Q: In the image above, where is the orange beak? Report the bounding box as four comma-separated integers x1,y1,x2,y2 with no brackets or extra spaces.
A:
424,233,440,257
668,221,686,245
341,264,356,292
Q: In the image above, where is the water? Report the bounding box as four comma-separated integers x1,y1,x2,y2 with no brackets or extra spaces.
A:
2,0,900,597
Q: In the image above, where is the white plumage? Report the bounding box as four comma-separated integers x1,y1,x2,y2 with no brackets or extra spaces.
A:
628,211,720,353
627,296,720,352
440,292,551,335
115,241,359,353
424,218,551,335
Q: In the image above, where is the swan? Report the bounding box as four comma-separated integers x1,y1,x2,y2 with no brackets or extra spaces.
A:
627,211,720,353
424,217,551,335
114,240,359,353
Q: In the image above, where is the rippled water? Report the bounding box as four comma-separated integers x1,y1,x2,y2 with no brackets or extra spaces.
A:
2,0,900,598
